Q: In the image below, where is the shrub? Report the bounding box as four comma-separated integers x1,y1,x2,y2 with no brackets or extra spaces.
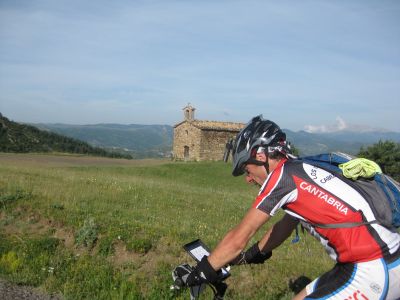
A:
75,217,98,249
0,251,22,273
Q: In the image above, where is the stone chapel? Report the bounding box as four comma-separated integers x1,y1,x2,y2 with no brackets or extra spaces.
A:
173,104,244,161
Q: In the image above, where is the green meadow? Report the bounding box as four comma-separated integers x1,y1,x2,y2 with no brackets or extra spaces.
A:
0,153,333,299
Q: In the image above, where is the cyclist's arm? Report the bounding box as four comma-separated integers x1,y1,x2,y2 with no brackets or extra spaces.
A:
258,213,299,252
207,207,270,270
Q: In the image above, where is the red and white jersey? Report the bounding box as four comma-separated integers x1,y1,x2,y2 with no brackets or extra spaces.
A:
253,159,400,263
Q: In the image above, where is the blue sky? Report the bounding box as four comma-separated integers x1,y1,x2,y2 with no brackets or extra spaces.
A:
1,0,399,132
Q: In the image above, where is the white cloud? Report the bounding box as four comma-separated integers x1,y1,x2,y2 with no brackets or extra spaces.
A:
304,116,348,133
303,116,389,133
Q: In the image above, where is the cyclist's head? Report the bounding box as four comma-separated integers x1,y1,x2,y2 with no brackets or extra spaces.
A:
232,115,292,176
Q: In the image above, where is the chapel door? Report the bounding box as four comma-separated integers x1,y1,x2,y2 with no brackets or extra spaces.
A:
184,146,189,160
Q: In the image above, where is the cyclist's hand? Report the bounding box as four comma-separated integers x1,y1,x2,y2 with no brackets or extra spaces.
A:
186,256,221,286
230,241,272,265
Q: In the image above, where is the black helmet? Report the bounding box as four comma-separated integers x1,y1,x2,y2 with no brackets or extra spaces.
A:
232,115,290,176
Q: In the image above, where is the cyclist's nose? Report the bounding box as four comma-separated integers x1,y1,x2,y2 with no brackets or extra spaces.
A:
245,175,254,184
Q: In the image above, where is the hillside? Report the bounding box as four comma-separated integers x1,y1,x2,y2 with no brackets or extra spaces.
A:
0,114,132,159
33,122,400,158
34,123,173,159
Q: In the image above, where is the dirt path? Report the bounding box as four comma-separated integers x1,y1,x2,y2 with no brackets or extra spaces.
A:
0,279,62,300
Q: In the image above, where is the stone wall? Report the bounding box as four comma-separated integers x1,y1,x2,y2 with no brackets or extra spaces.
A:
173,122,202,161
173,121,244,161
199,129,238,161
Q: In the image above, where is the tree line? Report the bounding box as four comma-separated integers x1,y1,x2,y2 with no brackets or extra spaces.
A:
0,114,132,159
358,140,400,181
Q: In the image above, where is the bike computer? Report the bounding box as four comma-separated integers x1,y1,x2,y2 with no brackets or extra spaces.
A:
183,239,230,280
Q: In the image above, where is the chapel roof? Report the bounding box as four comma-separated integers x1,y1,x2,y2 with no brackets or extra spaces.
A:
174,119,245,131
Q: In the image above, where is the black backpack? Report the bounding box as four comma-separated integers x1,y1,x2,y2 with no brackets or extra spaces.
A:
300,152,400,230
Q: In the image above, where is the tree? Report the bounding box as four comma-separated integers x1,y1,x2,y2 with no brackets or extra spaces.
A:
358,140,400,181
290,144,300,157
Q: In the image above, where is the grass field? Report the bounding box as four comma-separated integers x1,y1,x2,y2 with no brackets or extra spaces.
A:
0,153,333,299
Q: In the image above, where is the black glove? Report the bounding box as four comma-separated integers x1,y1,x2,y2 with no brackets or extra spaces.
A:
186,256,222,286
230,241,272,265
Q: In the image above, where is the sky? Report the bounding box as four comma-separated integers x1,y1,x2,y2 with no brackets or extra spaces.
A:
0,0,399,133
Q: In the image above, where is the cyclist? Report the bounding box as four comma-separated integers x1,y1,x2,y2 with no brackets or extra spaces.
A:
182,115,400,299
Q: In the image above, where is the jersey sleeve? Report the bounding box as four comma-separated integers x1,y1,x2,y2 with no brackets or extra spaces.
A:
253,163,296,216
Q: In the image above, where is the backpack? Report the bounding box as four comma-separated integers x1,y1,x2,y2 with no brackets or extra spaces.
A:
300,152,400,230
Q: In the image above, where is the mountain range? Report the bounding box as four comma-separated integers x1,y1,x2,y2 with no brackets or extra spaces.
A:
285,129,400,156
33,122,173,158
33,122,400,158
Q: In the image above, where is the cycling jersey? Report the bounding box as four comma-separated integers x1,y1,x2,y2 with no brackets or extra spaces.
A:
253,159,400,263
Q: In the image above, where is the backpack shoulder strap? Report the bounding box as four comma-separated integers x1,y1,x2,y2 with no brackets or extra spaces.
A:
300,152,353,175
311,220,378,229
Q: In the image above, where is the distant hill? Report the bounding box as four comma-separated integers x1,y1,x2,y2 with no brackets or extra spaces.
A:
285,129,400,156
34,123,173,159
31,121,400,158
0,114,132,159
